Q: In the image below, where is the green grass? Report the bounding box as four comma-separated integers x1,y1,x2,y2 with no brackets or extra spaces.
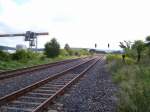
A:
0,55,80,71
107,54,150,112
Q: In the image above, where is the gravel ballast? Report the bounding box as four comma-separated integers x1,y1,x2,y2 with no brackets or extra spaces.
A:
48,57,117,112
0,58,90,98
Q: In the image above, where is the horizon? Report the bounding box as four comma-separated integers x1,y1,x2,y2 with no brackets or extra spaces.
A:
0,44,123,52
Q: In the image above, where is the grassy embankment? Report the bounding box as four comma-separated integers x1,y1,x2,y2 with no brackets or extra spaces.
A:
107,54,150,112
0,49,89,71
0,55,79,71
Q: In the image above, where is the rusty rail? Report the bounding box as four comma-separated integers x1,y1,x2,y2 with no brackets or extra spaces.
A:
33,58,101,112
0,57,95,105
0,56,103,112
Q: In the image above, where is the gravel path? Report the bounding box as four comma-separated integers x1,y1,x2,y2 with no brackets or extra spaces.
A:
47,57,117,112
0,58,90,98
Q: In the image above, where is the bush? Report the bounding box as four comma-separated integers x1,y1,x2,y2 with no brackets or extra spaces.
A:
78,49,90,55
74,51,80,56
44,38,60,58
0,50,11,61
107,55,150,112
12,50,27,60
64,43,73,55
60,49,69,56
12,50,37,61
40,55,47,60
107,54,135,65
117,66,150,112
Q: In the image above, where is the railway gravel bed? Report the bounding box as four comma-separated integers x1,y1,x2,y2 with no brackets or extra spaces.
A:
47,58,117,112
0,57,98,112
0,58,90,98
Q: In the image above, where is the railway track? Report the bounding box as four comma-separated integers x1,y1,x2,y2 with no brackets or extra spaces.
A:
0,56,102,112
0,57,86,80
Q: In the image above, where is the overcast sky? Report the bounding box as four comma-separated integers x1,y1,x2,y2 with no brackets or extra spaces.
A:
0,0,150,50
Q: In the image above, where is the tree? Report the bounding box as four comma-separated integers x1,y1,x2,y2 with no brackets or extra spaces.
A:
64,43,73,55
119,40,132,50
132,40,145,62
64,43,70,51
146,36,150,42
119,40,134,58
145,36,150,57
44,38,60,58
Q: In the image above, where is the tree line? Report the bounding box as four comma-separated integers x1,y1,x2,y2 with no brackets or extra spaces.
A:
119,36,150,63
0,38,90,61
44,38,90,58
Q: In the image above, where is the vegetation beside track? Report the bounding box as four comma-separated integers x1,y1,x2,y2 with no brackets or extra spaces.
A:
107,54,150,112
0,38,90,71
0,53,78,71
0,49,90,71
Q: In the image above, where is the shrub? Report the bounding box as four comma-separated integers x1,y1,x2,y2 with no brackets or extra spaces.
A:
107,55,150,112
64,43,73,55
12,50,27,60
0,50,11,61
44,38,60,58
78,49,90,55
12,50,37,61
60,49,69,56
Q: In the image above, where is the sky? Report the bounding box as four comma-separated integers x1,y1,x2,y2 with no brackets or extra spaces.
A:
0,0,150,50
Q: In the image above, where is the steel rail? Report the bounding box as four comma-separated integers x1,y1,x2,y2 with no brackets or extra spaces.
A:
33,57,100,112
0,57,96,106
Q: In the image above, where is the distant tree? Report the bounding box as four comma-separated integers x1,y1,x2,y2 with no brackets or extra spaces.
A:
119,40,134,58
44,38,60,58
146,36,150,42
64,43,73,55
64,43,70,51
119,40,132,50
132,40,145,62
145,36,150,57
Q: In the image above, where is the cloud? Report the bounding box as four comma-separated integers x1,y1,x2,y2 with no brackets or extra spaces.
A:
0,22,21,33
52,16,72,23
13,0,31,5
0,0,150,50
0,5,3,13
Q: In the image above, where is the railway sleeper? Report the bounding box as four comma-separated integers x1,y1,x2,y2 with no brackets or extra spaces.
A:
17,97,45,103
0,57,100,112
1,102,37,109
33,89,56,93
26,93,51,98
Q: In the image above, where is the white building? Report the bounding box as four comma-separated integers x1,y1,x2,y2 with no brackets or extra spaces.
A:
16,44,27,50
